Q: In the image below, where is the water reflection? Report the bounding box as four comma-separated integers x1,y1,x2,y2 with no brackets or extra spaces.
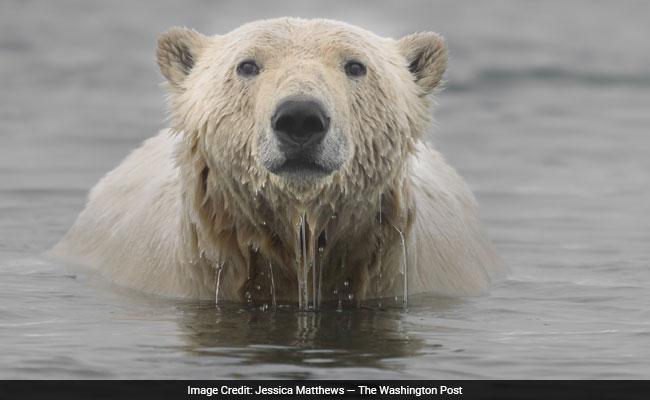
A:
174,302,429,372
74,271,468,378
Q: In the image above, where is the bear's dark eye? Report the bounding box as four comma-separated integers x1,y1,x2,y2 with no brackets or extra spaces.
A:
237,60,260,77
344,61,366,77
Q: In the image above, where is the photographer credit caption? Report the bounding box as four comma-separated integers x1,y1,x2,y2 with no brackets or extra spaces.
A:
187,384,463,396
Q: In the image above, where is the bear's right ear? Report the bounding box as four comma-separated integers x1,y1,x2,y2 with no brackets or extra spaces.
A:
157,28,209,90
397,32,447,96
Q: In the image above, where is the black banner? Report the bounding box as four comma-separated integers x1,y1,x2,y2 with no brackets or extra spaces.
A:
0,380,648,400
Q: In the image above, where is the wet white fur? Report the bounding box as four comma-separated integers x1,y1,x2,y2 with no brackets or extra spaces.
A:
53,18,505,301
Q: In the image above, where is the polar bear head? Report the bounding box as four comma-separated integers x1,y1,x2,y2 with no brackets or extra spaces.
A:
157,18,446,203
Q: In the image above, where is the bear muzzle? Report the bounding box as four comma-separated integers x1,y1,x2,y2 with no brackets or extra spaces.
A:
267,97,339,178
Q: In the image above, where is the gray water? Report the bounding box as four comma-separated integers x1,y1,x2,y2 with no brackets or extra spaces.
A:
1,0,649,379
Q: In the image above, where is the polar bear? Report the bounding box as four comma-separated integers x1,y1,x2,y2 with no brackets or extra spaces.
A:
52,18,504,307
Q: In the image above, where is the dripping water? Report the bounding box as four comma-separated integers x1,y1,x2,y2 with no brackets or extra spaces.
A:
214,263,223,306
377,188,383,303
268,261,276,308
317,245,324,308
394,226,408,308
296,222,303,310
300,214,309,310
311,228,316,310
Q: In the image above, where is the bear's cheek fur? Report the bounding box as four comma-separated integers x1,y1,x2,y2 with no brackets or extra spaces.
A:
200,113,256,176
188,71,263,183
344,73,413,189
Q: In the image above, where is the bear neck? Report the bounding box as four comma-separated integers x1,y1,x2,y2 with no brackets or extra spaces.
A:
176,134,416,304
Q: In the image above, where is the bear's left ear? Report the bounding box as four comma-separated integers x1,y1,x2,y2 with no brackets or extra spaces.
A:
157,28,209,90
397,32,447,95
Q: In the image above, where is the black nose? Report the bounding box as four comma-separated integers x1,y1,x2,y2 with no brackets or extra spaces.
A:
272,99,330,148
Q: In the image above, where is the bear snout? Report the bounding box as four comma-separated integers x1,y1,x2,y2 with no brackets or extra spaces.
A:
263,97,342,179
271,98,330,149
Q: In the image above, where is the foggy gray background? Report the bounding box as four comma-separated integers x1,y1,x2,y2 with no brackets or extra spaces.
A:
1,0,649,379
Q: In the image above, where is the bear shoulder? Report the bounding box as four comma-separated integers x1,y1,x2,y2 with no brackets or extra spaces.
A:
52,130,214,298
408,141,506,295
